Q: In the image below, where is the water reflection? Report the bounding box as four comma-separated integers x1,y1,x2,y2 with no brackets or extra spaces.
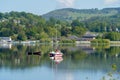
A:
0,43,12,49
50,54,63,64
0,44,120,80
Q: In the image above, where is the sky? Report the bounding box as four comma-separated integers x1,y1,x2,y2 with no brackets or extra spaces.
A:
0,0,120,15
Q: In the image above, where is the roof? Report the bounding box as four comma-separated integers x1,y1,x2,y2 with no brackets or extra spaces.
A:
82,32,96,38
0,37,11,38
0,37,12,41
68,35,78,39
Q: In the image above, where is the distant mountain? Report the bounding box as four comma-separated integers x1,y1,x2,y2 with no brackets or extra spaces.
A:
42,7,120,21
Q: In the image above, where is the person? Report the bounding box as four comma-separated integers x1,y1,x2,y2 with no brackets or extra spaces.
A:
55,49,60,53
55,49,58,52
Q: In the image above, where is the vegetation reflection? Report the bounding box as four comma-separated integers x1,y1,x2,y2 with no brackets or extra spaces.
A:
0,44,120,73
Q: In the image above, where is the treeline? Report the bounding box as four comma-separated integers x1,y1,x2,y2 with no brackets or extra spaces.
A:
0,11,86,41
43,7,120,33
85,14,120,32
0,11,120,41
43,8,120,22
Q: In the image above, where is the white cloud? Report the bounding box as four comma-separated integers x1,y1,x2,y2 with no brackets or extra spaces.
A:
56,0,75,7
104,0,119,4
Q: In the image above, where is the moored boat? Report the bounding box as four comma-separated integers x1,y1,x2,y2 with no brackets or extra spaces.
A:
49,49,63,57
27,51,41,55
54,50,63,57
49,51,55,57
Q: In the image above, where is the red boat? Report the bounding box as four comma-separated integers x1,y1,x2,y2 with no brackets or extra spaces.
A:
54,56,63,64
49,49,63,57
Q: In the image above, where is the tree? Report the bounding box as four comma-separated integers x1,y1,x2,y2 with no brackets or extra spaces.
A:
71,19,84,27
0,13,3,19
0,28,13,37
39,32,49,39
61,26,71,36
72,26,86,37
45,27,56,37
17,32,27,41
103,32,120,41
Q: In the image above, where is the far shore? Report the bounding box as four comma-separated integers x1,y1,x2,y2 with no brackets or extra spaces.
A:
1,41,120,45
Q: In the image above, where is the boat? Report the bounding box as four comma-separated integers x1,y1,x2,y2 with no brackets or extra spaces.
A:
49,49,63,57
27,51,41,55
49,25,63,57
49,50,63,64
54,49,63,57
49,51,55,57
27,52,32,55
33,51,41,55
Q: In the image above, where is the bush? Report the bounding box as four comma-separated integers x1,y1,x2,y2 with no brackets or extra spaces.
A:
91,39,110,44
91,39,110,49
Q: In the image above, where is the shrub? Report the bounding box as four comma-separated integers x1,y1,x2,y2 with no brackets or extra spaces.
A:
91,39,110,44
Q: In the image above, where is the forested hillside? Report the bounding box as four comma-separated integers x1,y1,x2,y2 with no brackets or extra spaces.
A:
43,7,120,33
43,7,120,21
0,7,120,41
84,13,120,32
0,11,86,41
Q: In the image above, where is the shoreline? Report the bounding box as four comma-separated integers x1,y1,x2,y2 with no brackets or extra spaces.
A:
1,41,120,45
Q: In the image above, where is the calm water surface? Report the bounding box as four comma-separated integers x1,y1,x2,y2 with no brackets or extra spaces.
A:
0,44,120,80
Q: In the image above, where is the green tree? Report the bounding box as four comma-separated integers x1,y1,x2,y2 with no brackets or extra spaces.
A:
0,28,13,37
39,32,49,39
17,32,27,41
71,19,84,27
103,32,120,41
61,26,71,36
45,27,56,37
72,26,86,37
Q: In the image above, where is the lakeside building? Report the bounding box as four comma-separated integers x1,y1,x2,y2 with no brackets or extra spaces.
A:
81,32,96,41
0,37,12,43
68,32,97,41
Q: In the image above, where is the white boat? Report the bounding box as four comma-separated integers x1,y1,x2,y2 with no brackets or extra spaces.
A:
49,51,55,57
49,49,63,57
49,49,63,64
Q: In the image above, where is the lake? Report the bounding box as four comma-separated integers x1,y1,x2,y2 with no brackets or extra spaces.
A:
0,43,120,80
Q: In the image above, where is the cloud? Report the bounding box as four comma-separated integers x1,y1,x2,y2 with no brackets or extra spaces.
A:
56,0,75,7
104,0,119,4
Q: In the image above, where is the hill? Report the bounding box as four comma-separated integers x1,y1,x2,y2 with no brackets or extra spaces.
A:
42,7,120,21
